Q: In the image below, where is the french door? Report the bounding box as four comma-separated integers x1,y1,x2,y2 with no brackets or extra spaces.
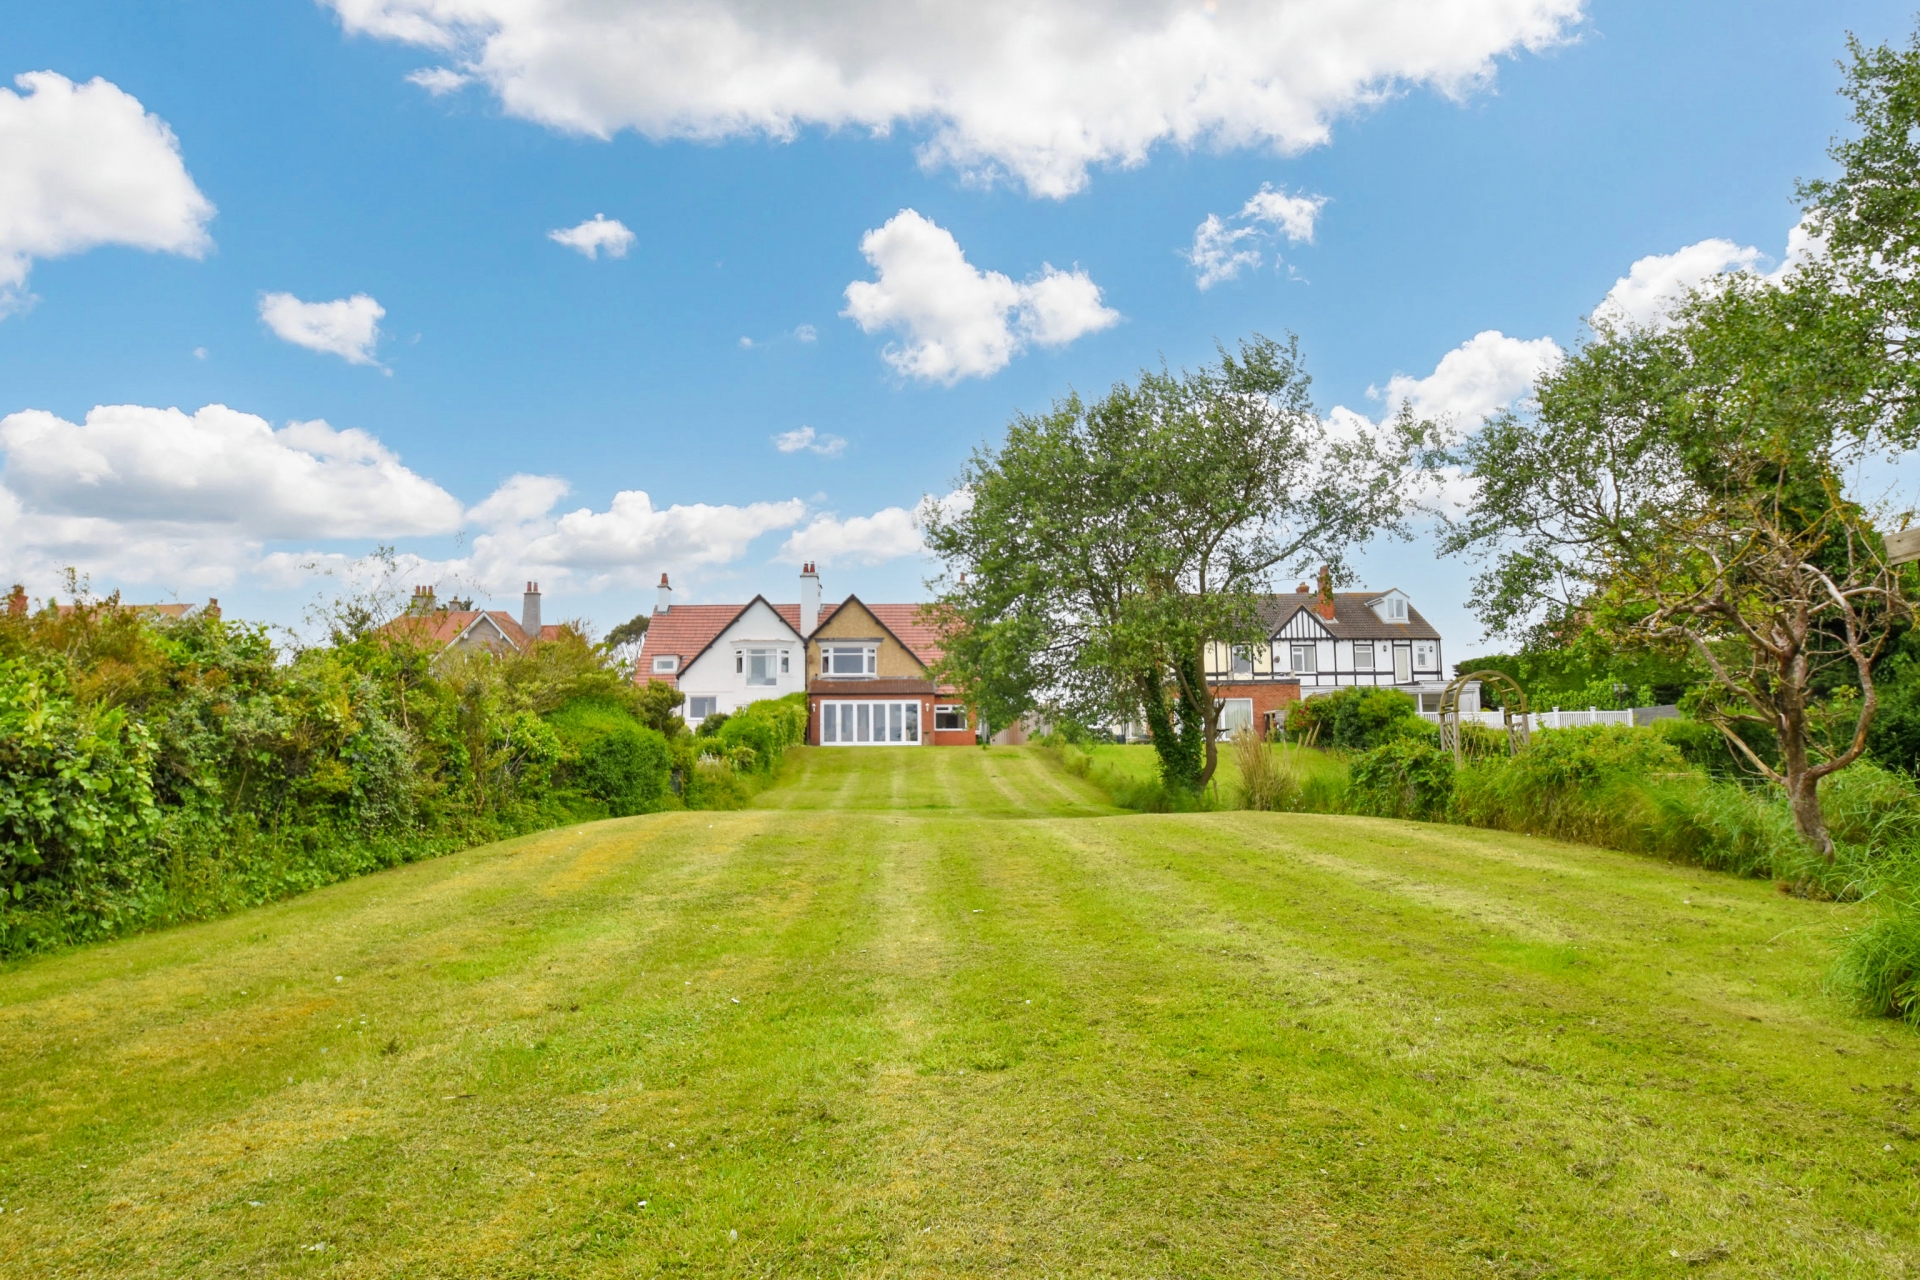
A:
820,700,922,745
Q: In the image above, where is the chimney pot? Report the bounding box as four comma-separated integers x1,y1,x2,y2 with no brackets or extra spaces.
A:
522,581,542,639
800,562,821,636
656,573,673,614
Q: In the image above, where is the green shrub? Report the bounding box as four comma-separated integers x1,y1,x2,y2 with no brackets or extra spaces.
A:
1287,686,1425,751
574,725,672,817
1834,897,1920,1024
1347,737,1455,820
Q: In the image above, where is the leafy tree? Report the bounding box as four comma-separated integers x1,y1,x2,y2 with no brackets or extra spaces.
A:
1443,273,1912,858
926,335,1432,790
633,680,687,738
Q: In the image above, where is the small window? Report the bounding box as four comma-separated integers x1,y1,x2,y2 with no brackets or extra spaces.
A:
1414,641,1437,670
1419,693,1442,713
652,654,679,674
1218,698,1254,734
1290,643,1317,675
745,648,777,686
780,650,790,674
688,696,717,719
935,704,968,731
1389,597,1408,621
1353,643,1374,671
1231,645,1252,676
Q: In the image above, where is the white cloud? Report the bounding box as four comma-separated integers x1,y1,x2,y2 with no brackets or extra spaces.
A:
509,491,807,574
1375,330,1562,425
466,472,570,526
548,213,634,259
773,426,847,457
259,292,386,365
1187,183,1325,288
775,490,971,567
1595,239,1762,330
0,404,463,539
406,67,471,95
795,324,817,343
325,0,1582,198
0,71,214,311
842,209,1117,382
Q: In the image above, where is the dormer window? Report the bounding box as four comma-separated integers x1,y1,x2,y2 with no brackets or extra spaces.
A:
652,654,679,674
1369,592,1410,624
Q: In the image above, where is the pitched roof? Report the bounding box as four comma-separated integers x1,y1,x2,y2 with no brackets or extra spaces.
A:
1259,591,1442,641
380,609,549,652
634,597,945,686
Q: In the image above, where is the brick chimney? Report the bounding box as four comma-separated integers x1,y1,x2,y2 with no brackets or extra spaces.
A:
799,562,820,636
6,584,25,617
521,581,541,636
1295,581,1310,594
1315,565,1336,621
655,572,673,614
409,585,437,613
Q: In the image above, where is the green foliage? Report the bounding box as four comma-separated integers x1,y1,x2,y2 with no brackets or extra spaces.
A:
1285,686,1426,751
694,711,730,738
0,592,785,958
1346,736,1455,821
633,680,688,738
573,725,672,817
1452,649,1695,711
925,333,1434,793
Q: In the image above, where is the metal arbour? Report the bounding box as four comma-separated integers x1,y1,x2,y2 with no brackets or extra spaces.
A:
1438,670,1531,765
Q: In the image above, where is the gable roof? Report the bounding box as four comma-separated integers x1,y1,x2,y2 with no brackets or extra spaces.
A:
633,595,946,686
1259,591,1442,641
379,609,561,653
816,595,946,671
635,595,810,688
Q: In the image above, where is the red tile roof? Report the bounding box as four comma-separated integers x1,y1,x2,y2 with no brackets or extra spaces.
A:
380,609,539,652
633,598,948,686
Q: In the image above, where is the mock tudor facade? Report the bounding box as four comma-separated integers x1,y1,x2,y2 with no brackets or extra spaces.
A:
1205,574,1460,735
634,566,975,746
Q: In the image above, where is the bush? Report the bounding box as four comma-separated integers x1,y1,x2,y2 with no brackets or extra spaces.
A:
1347,737,1455,821
1287,686,1426,751
1834,897,1920,1024
573,725,672,817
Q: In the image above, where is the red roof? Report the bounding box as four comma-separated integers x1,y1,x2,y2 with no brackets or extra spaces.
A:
380,610,558,653
633,598,946,686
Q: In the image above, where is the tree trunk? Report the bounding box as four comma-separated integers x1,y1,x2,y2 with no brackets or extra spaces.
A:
1786,768,1834,861
1173,647,1215,788
1140,669,1201,791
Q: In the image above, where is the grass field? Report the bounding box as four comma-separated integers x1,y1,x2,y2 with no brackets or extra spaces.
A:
2,745,1917,1277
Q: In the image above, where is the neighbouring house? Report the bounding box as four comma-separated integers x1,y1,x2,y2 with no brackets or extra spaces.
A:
1204,568,1468,736
29,587,222,621
633,565,976,746
379,582,562,655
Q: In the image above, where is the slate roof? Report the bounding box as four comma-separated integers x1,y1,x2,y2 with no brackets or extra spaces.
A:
1259,590,1442,641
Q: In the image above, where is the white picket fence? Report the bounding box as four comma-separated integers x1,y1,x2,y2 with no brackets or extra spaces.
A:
1419,706,1637,731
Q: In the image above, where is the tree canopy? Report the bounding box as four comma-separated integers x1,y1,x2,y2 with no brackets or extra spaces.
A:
925,334,1433,790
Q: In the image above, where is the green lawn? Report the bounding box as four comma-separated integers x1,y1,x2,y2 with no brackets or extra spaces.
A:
2,746,1916,1277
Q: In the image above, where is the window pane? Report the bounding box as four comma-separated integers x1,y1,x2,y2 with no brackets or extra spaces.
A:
906,703,919,741
890,703,902,741
824,703,837,743
857,703,870,742
866,648,877,674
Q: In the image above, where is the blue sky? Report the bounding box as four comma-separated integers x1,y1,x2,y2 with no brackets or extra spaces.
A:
0,0,1912,653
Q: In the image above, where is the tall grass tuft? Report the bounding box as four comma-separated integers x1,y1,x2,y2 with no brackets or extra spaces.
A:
1232,730,1284,811
1832,896,1920,1024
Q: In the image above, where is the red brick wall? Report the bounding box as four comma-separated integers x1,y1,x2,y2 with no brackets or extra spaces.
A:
1209,681,1302,734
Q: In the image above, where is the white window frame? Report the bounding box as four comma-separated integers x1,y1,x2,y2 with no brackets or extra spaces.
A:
652,654,679,674
822,645,878,678
1353,643,1375,671
739,647,780,686
1218,698,1255,735
820,700,921,745
934,704,968,731
1413,641,1438,670
687,695,718,720
1230,644,1253,676
1290,642,1317,675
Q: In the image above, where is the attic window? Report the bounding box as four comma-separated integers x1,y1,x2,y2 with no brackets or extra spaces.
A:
652,655,679,674
1387,597,1408,621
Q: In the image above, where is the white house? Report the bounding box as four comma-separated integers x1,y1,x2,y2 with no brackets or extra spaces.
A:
635,574,811,725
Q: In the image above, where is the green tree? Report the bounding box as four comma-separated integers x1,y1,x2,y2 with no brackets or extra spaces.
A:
926,335,1431,791
1443,273,1912,857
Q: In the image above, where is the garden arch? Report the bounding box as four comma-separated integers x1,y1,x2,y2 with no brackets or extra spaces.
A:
1438,670,1531,765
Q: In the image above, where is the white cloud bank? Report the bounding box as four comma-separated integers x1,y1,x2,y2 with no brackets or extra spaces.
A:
1595,224,1824,329
777,490,972,568
259,292,386,365
0,71,214,313
1376,330,1562,425
326,0,1582,198
1188,184,1325,288
0,401,825,600
549,213,634,259
843,209,1118,382
773,426,847,457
